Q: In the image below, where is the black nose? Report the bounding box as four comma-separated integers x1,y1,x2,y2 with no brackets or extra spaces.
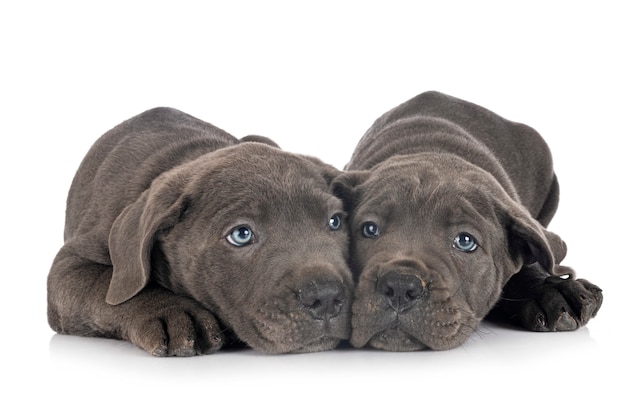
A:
376,272,426,312
298,280,345,321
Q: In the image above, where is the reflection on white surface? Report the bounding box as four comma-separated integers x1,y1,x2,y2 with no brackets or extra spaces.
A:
41,320,614,411
48,320,599,368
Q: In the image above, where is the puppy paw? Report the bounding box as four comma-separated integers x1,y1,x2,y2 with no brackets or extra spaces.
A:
519,276,603,332
127,299,224,357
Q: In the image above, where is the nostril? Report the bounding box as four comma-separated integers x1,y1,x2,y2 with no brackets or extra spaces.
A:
407,288,424,300
380,283,394,299
376,272,425,312
298,280,345,321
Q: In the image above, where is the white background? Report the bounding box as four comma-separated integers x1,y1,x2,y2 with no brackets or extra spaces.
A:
1,1,623,410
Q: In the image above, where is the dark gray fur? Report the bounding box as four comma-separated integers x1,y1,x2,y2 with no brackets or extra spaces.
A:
47,108,353,356
335,91,602,351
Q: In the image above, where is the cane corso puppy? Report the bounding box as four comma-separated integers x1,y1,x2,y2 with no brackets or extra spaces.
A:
334,91,602,351
47,107,353,356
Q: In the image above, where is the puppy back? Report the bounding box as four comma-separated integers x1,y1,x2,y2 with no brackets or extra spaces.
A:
347,91,557,219
64,107,238,244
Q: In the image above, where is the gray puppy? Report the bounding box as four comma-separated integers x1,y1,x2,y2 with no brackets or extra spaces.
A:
334,91,602,351
47,108,353,356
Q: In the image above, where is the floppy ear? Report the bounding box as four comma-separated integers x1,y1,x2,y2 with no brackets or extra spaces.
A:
299,155,344,188
330,170,371,212
106,176,189,305
503,198,573,278
240,135,281,148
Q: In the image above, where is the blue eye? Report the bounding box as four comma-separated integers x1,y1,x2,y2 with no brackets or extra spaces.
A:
227,225,254,247
453,232,478,252
362,222,380,238
328,214,342,230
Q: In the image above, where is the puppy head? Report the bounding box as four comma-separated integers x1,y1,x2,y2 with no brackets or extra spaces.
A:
107,142,353,353
334,153,568,351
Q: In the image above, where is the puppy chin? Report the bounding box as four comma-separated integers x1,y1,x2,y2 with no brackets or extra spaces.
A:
252,334,344,355
285,320,352,353
288,336,343,354
367,328,429,351
352,323,473,352
350,317,430,351
237,314,351,354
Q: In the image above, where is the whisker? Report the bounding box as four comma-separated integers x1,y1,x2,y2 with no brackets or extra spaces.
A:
498,296,531,302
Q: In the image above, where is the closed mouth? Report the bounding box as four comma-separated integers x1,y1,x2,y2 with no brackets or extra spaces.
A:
351,296,475,351
368,325,430,351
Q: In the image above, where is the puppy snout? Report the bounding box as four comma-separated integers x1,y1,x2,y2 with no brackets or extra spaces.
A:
377,272,426,312
298,279,345,321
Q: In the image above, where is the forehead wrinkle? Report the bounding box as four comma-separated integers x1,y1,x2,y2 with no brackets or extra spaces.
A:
426,179,497,232
373,171,493,227
358,168,420,209
243,180,333,222
191,169,333,226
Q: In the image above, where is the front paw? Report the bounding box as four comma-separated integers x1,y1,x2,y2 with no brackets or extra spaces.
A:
520,277,603,332
127,298,224,357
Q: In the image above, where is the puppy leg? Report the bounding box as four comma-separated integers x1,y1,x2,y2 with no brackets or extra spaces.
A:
47,248,224,356
488,263,603,331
